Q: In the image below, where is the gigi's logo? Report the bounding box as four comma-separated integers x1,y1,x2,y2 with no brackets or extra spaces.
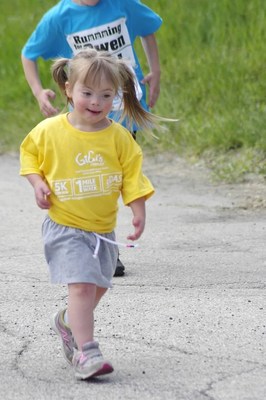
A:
75,151,104,166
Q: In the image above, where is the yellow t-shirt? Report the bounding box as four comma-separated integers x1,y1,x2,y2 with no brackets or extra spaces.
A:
20,114,154,233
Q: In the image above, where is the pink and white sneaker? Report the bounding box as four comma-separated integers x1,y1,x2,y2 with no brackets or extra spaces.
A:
72,341,113,380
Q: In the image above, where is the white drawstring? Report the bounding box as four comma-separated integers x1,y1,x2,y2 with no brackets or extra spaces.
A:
93,233,138,258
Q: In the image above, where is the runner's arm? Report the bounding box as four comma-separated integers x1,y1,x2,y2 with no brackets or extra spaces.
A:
21,55,58,117
140,33,161,108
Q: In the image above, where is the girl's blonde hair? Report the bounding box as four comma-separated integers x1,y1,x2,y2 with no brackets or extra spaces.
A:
51,49,174,131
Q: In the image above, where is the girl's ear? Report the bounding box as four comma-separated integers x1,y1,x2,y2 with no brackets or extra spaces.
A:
65,81,71,97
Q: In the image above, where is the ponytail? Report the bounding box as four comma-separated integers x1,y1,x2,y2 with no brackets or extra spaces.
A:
119,63,159,131
51,58,69,98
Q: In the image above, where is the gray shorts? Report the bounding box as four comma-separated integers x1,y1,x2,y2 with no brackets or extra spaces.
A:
42,217,118,288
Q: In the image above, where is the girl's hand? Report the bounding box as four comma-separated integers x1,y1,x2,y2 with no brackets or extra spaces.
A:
26,174,51,209
34,180,51,209
127,197,146,241
127,215,145,241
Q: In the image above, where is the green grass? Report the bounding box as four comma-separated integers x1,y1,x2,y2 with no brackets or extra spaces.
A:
0,0,56,150
1,0,266,182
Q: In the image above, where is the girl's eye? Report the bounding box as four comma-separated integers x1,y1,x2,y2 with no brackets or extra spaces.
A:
83,92,91,96
104,94,111,99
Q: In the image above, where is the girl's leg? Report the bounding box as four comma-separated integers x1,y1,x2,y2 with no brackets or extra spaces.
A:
67,283,107,350
94,286,107,308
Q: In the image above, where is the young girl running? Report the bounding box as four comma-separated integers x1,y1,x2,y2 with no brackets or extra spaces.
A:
21,0,162,277
20,49,163,380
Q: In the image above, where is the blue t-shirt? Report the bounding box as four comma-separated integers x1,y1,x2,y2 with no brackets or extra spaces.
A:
22,0,162,127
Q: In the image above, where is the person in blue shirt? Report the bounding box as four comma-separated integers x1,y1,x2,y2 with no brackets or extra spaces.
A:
21,0,162,276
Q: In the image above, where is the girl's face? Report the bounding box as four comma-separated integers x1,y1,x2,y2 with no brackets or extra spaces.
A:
66,77,116,131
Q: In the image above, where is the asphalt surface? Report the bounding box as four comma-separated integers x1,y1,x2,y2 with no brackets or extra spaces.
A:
0,153,266,400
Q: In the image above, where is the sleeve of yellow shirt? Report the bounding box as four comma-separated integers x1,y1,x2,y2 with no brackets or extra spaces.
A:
118,131,155,205
20,128,44,177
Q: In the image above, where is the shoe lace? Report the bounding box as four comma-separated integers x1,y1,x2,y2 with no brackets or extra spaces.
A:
59,326,71,345
93,233,138,258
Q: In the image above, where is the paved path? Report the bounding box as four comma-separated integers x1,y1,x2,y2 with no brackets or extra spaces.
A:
0,153,266,400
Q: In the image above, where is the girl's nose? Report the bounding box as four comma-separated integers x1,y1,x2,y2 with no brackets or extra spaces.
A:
91,95,100,105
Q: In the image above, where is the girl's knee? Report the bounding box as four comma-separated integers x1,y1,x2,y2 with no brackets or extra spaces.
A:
68,282,96,297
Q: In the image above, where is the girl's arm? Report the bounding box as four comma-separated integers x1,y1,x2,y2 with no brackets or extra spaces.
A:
21,55,58,117
127,196,146,241
25,173,51,210
140,33,161,108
